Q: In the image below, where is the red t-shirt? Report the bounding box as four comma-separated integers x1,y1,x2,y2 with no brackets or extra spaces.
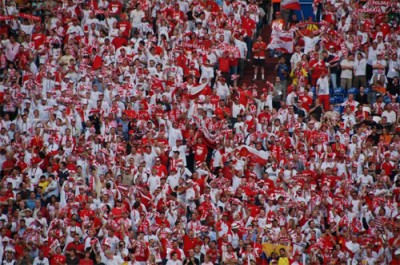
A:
252,41,267,59
183,235,203,255
117,21,131,38
65,241,85,256
79,259,94,265
31,33,47,49
111,36,128,50
109,1,122,14
194,143,208,162
219,57,230,73
242,17,256,37
51,254,66,264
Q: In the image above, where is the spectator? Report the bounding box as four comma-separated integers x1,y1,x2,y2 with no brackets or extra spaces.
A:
340,53,355,90
316,71,330,111
252,35,267,81
353,52,368,89
275,57,289,99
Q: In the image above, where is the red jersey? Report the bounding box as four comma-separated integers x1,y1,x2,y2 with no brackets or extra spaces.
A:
117,21,131,38
51,254,66,264
194,143,208,162
241,17,256,37
252,41,267,59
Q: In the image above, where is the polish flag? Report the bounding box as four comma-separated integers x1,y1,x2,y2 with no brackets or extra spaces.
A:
198,128,217,148
281,0,301,10
187,83,209,99
267,30,294,53
237,145,269,165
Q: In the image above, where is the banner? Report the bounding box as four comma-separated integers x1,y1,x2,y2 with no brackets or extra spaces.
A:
368,0,399,7
19,13,41,22
267,30,294,53
281,0,301,10
353,7,383,14
0,15,13,21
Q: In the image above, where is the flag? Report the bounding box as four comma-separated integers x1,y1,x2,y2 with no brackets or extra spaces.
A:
198,128,217,149
116,184,129,199
267,30,294,54
281,0,301,10
187,83,209,99
351,218,363,233
237,145,269,165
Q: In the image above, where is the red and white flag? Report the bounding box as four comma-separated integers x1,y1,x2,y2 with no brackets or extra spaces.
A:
237,145,269,165
187,83,208,99
198,128,217,148
281,0,301,10
267,30,294,53
351,217,363,233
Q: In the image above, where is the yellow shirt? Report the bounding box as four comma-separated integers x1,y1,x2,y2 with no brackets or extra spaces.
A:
38,181,49,192
278,257,290,265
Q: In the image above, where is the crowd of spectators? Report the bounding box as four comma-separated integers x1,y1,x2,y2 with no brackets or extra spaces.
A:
0,0,399,264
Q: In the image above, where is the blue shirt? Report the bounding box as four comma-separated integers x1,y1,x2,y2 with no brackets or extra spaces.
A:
276,63,289,81
26,199,36,210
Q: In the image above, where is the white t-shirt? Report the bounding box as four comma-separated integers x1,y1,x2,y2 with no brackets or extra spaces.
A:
166,260,183,265
166,174,180,190
19,24,35,35
316,76,330,95
372,59,387,74
303,36,320,54
357,174,373,186
340,59,354,79
232,102,245,118
234,39,248,59
100,254,124,265
387,59,399,79
290,52,303,68
33,257,50,265
357,31,368,44
367,47,381,65
354,58,367,76
147,175,161,193
381,110,397,124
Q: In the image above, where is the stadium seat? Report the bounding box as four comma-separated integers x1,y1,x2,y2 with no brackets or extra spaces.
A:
384,96,391,104
335,94,345,104
333,87,345,95
334,105,344,114
347,87,359,95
